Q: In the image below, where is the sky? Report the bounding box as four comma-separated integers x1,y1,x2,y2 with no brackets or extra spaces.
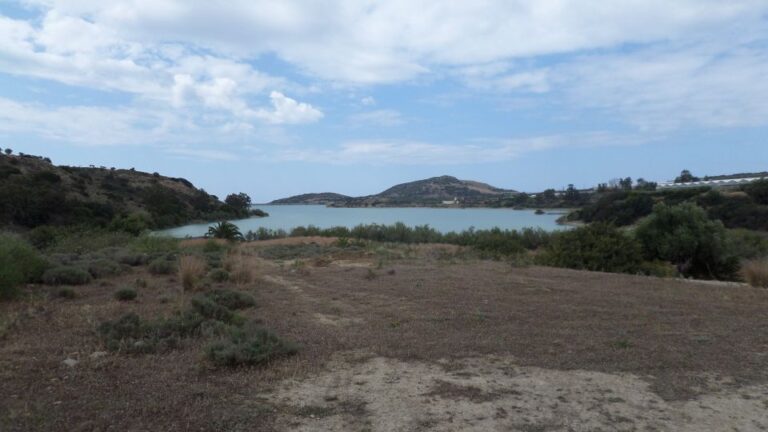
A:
0,1,767,202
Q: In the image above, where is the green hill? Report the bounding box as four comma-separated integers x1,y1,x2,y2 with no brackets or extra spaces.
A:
0,152,252,229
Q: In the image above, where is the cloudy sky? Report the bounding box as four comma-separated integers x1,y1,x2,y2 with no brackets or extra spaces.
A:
1,1,767,201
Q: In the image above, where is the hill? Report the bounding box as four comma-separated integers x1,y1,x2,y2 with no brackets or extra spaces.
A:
271,175,517,207
0,152,254,229
271,192,350,205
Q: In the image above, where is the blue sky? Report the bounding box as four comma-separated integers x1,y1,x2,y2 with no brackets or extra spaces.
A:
1,1,767,202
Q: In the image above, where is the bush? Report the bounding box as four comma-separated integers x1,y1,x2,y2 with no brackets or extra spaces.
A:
148,256,177,275
636,203,739,280
190,295,241,324
41,266,92,286
208,268,230,283
179,255,207,291
204,289,256,310
539,223,643,273
114,288,137,301
115,250,149,266
86,258,125,278
25,225,63,250
0,234,48,300
206,325,297,367
579,191,655,226
98,310,223,354
742,258,768,288
130,235,179,254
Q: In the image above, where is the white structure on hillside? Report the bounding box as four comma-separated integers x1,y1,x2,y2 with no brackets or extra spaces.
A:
657,177,763,190
442,197,459,205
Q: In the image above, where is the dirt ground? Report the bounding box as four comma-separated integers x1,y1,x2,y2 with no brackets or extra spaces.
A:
2,238,768,431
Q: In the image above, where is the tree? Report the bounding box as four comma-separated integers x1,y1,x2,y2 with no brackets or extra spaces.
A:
4,148,12,155
635,178,657,191
674,169,699,184
224,192,252,214
564,184,581,204
206,221,243,241
635,203,738,280
540,223,643,274
619,177,633,190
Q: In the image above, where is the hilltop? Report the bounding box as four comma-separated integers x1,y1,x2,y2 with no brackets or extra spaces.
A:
271,192,351,205
271,175,518,207
0,152,256,229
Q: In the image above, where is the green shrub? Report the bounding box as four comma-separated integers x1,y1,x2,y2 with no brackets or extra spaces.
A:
744,179,768,205
25,225,63,250
208,269,230,283
86,259,125,278
725,229,768,261
41,266,93,285
0,234,48,300
108,212,153,236
114,288,137,301
206,325,298,367
539,223,643,273
115,250,149,266
130,235,179,254
578,191,655,226
636,203,739,280
190,295,241,324
148,256,177,275
205,289,255,310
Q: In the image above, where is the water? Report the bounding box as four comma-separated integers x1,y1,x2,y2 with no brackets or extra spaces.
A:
159,205,568,238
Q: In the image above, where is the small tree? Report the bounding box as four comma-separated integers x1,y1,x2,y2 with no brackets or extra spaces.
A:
635,203,738,280
674,169,699,184
4,148,12,155
206,221,243,241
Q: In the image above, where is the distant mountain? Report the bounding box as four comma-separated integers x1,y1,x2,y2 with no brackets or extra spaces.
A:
271,175,518,207
270,192,351,205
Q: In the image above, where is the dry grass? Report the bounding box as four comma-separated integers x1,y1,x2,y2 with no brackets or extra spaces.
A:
224,252,255,285
179,255,207,291
179,237,229,249
742,258,768,288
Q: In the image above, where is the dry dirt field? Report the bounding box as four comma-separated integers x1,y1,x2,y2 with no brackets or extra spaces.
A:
2,238,768,431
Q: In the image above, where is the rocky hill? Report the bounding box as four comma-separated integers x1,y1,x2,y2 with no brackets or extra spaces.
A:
270,192,351,205
272,175,517,207
0,152,251,229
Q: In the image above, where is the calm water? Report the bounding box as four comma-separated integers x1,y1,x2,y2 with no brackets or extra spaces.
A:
160,205,568,238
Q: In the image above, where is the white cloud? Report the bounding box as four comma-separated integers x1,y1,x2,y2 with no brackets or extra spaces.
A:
556,43,768,130
0,97,169,146
347,109,405,127
275,133,645,165
166,148,239,161
361,96,376,106
250,91,323,125
10,1,768,85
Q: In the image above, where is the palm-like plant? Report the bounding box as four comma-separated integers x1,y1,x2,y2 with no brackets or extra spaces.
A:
206,221,244,241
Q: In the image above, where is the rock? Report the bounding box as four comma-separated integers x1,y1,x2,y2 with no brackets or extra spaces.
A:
90,351,108,359
62,358,79,368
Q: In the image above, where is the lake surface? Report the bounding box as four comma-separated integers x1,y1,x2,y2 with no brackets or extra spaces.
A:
160,205,568,238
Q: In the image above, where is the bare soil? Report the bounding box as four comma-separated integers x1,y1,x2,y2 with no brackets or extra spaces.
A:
2,238,768,431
